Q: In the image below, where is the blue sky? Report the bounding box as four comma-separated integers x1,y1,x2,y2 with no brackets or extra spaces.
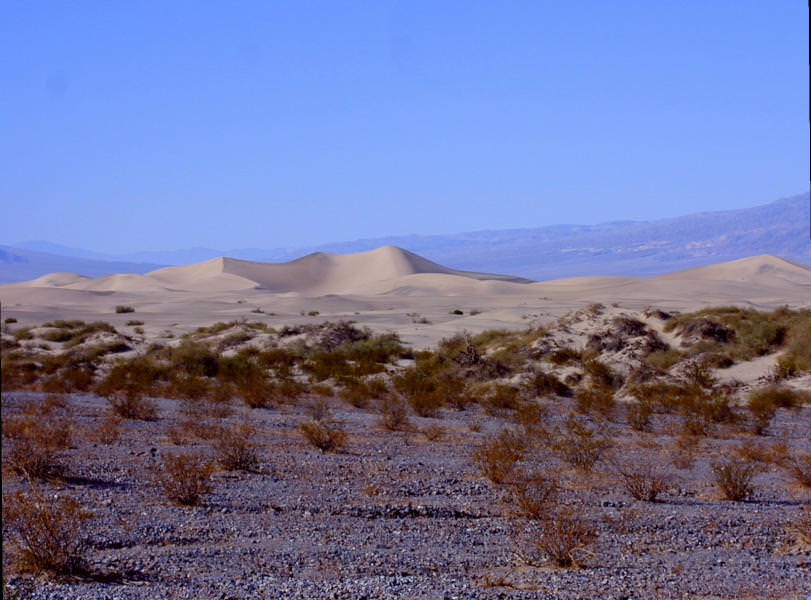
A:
0,1,807,253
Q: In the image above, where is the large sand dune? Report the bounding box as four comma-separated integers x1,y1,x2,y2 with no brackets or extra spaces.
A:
2,247,808,348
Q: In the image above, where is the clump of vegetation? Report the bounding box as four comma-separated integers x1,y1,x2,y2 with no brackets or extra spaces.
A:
508,471,559,520
473,428,526,484
575,384,615,416
524,370,571,398
2,491,91,577
788,454,811,488
115,305,135,313
615,457,671,502
553,417,610,471
107,391,158,421
524,507,596,568
154,452,215,506
299,419,347,453
213,423,260,471
376,396,411,431
747,385,807,434
712,459,758,501
3,414,73,479
665,306,811,363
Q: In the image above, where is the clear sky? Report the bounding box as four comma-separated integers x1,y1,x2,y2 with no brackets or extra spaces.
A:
1,1,808,253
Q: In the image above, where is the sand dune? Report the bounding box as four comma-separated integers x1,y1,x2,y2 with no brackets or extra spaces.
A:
2,247,809,348
655,254,811,285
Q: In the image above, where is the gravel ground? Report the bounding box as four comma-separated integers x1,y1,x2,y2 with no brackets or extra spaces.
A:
2,390,810,599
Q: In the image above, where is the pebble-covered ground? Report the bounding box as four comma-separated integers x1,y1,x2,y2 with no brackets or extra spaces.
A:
2,390,810,599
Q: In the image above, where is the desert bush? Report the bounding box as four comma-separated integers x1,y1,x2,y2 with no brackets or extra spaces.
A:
376,395,411,431
747,386,806,435
482,384,523,416
547,347,582,365
788,454,811,488
524,370,571,398
583,359,623,390
5,316,18,323
553,417,610,471
154,452,214,505
96,355,165,398
4,415,73,479
107,391,158,420
511,401,548,436
527,507,595,568
2,491,91,576
299,419,347,453
712,459,758,501
473,428,526,484
407,391,445,418
645,348,683,371
115,305,135,313
94,415,121,445
615,458,671,502
213,423,260,471
575,384,615,416
508,471,558,519
626,399,653,432
126,320,144,326
420,423,445,441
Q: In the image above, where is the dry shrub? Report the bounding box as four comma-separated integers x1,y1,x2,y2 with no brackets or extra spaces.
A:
788,454,811,488
4,416,73,479
747,385,807,434
528,507,595,568
733,440,789,467
421,423,445,441
511,401,548,436
107,391,158,421
299,419,347,453
483,384,523,416
94,415,121,445
213,423,260,471
154,452,214,505
377,396,411,431
712,459,758,501
615,458,671,502
407,391,445,418
474,428,526,484
626,400,653,432
306,397,331,421
508,471,558,519
524,370,571,398
575,384,615,416
553,417,611,471
787,507,811,550
2,491,91,576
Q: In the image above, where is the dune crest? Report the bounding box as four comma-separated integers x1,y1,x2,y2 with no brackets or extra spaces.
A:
655,254,811,284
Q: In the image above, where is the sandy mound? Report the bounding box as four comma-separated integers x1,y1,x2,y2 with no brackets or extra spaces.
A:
146,246,530,295
655,254,811,285
25,272,91,287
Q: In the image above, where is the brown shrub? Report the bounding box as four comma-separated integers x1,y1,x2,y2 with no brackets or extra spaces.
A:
575,384,615,416
526,507,595,568
420,423,445,441
615,458,671,502
508,471,558,519
377,396,411,431
712,459,758,501
2,491,91,576
747,386,807,434
4,416,73,479
474,428,526,484
788,454,811,488
299,419,347,453
94,415,121,445
212,423,260,471
626,400,653,432
106,391,158,421
154,452,214,505
553,417,610,471
482,384,522,416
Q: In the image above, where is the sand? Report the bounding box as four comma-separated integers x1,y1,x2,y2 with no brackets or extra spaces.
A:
1,248,809,348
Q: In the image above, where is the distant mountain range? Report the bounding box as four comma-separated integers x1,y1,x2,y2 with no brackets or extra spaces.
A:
2,192,808,284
